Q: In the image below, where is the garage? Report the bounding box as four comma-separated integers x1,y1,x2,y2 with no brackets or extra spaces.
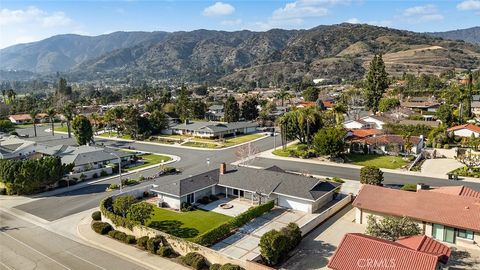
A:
277,195,312,213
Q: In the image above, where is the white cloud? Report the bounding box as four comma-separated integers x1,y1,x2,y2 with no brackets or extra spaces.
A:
0,6,81,49
272,2,328,19
457,0,480,11
220,19,242,26
203,2,235,16
401,4,444,23
346,18,361,24
403,4,437,16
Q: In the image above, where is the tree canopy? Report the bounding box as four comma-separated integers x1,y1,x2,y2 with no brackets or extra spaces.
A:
364,54,389,113
72,115,93,145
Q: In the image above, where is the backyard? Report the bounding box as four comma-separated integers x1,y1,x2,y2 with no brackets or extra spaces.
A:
145,206,232,240
347,153,408,169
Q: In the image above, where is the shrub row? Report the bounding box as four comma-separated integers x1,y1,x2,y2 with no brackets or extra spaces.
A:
194,200,275,246
259,223,302,266
181,252,207,270
107,229,137,244
100,197,140,230
91,222,112,235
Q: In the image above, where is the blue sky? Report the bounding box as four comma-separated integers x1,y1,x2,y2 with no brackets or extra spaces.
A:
0,0,479,48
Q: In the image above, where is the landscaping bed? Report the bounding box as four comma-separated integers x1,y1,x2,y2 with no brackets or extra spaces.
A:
449,166,480,178
182,141,219,149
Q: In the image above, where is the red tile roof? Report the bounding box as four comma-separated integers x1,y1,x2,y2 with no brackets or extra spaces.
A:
395,235,451,264
354,134,421,146
353,185,480,232
448,123,480,134
328,233,440,270
348,129,383,139
9,114,32,121
425,186,480,199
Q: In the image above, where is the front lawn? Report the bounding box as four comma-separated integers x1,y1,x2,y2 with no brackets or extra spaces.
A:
145,207,232,240
347,153,408,169
272,143,304,157
98,132,132,140
126,154,172,171
223,133,264,147
54,126,69,132
182,141,219,149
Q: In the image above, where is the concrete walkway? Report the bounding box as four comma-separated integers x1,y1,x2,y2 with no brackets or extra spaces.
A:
77,215,188,270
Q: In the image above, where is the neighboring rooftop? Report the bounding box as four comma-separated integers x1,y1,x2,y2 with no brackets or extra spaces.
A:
36,145,133,166
353,185,480,232
447,123,480,133
171,121,257,133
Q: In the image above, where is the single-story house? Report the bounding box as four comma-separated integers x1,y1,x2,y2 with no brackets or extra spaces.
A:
151,164,341,213
169,121,258,138
343,115,388,130
401,101,440,113
349,134,424,155
345,129,383,141
447,123,480,138
353,184,480,250
37,145,135,180
8,114,32,124
343,119,373,130
328,233,451,270
0,135,37,159
206,105,224,121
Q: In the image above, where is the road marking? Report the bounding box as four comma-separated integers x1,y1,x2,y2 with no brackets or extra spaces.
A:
0,231,72,270
64,251,106,270
0,261,14,270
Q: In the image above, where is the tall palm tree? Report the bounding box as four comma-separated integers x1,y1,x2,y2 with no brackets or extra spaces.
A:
331,104,347,126
275,88,292,107
47,108,56,136
62,103,75,138
29,110,39,137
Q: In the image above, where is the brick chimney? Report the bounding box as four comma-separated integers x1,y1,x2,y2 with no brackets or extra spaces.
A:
220,163,226,175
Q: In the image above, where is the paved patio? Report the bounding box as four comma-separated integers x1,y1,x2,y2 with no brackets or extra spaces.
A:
211,208,308,261
198,197,252,217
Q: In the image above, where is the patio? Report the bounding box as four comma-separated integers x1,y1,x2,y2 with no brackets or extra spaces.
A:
197,197,252,217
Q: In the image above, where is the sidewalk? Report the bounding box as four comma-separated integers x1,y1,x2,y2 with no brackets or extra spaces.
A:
256,148,480,184
77,215,189,270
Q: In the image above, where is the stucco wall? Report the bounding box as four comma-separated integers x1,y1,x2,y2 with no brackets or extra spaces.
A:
311,191,334,213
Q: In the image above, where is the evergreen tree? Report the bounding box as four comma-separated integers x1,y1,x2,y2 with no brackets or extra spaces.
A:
241,96,259,121
364,54,389,113
72,115,93,145
224,96,240,122
175,86,191,121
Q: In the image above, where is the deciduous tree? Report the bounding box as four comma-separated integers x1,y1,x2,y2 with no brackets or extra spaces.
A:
366,215,421,241
72,115,93,145
360,166,384,186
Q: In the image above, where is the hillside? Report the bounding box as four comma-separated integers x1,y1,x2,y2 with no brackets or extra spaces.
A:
427,27,480,44
1,24,480,84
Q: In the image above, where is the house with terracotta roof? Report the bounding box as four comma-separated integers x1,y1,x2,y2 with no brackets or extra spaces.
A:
353,184,480,250
349,134,424,155
328,233,451,270
448,123,480,138
8,114,32,124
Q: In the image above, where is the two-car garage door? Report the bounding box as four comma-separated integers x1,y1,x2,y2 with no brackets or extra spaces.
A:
277,195,311,213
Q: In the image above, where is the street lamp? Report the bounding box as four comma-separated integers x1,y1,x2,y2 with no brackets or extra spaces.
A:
109,152,122,193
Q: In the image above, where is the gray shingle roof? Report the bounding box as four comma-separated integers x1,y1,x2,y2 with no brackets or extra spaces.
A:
153,169,219,197
171,121,257,133
37,145,133,166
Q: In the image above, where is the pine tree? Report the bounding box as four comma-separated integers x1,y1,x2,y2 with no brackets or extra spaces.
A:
364,54,389,113
224,96,240,122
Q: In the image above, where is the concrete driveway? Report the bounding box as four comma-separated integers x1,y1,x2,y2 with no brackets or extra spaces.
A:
211,208,307,261
421,158,464,177
280,205,365,270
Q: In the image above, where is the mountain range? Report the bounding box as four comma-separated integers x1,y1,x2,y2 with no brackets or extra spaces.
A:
427,26,480,45
1,24,479,84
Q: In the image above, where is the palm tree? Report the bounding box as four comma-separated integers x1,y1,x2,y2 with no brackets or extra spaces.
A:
331,104,347,126
29,110,39,137
47,108,56,136
62,103,75,138
275,88,292,107
89,112,100,135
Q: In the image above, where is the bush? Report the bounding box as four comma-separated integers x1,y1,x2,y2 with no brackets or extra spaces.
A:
147,236,165,254
281,223,302,251
156,246,172,257
125,235,136,244
100,170,108,177
260,223,302,266
92,173,98,178
137,236,149,249
210,264,222,270
181,252,206,270
359,166,384,186
91,211,101,221
181,202,194,212
220,264,243,270
0,188,6,195
331,177,345,183
436,143,443,149
401,183,417,192
91,222,112,235
108,230,127,242
443,144,450,149
108,183,119,190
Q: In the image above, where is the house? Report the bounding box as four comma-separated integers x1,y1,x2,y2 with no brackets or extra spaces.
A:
350,134,424,155
206,105,224,121
151,164,341,213
328,233,451,270
345,129,383,141
169,121,258,138
36,145,135,180
448,123,480,138
8,114,32,124
343,115,388,130
0,135,37,159
353,184,480,250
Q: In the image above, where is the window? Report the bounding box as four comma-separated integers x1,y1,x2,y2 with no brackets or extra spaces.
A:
186,193,194,204
457,229,474,240
432,224,456,243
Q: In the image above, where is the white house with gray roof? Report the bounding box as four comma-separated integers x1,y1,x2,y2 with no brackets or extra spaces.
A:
0,135,37,159
151,164,341,213
169,121,258,138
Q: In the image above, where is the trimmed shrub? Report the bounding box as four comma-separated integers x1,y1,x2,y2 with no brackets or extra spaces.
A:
125,235,136,244
108,230,127,242
92,173,98,178
91,211,101,221
443,144,450,149
260,223,302,266
156,246,172,257
91,222,112,235
147,236,165,254
220,264,243,270
401,183,417,192
181,252,206,270
281,223,302,251
137,236,149,249
100,170,108,177
210,264,222,270
108,230,117,238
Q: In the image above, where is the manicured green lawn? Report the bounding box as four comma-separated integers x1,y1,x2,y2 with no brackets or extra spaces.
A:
54,126,69,132
98,132,132,140
223,133,264,147
15,123,33,128
182,141,219,149
145,207,232,239
126,154,172,171
347,154,408,169
272,143,303,157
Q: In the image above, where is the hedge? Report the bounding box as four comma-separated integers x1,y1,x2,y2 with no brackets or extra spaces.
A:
220,264,243,270
137,236,149,249
181,252,207,270
100,197,140,230
156,246,172,257
194,200,274,246
91,211,101,221
91,222,112,235
210,264,222,270
147,236,165,254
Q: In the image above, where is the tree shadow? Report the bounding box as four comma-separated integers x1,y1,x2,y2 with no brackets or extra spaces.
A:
278,241,337,269
447,248,480,269
148,220,199,238
0,226,23,232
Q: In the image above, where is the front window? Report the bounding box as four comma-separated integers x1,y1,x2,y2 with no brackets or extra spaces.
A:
457,229,474,240
432,224,456,243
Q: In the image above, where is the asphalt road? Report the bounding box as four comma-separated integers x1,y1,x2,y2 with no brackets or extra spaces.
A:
0,210,148,270
13,125,480,221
